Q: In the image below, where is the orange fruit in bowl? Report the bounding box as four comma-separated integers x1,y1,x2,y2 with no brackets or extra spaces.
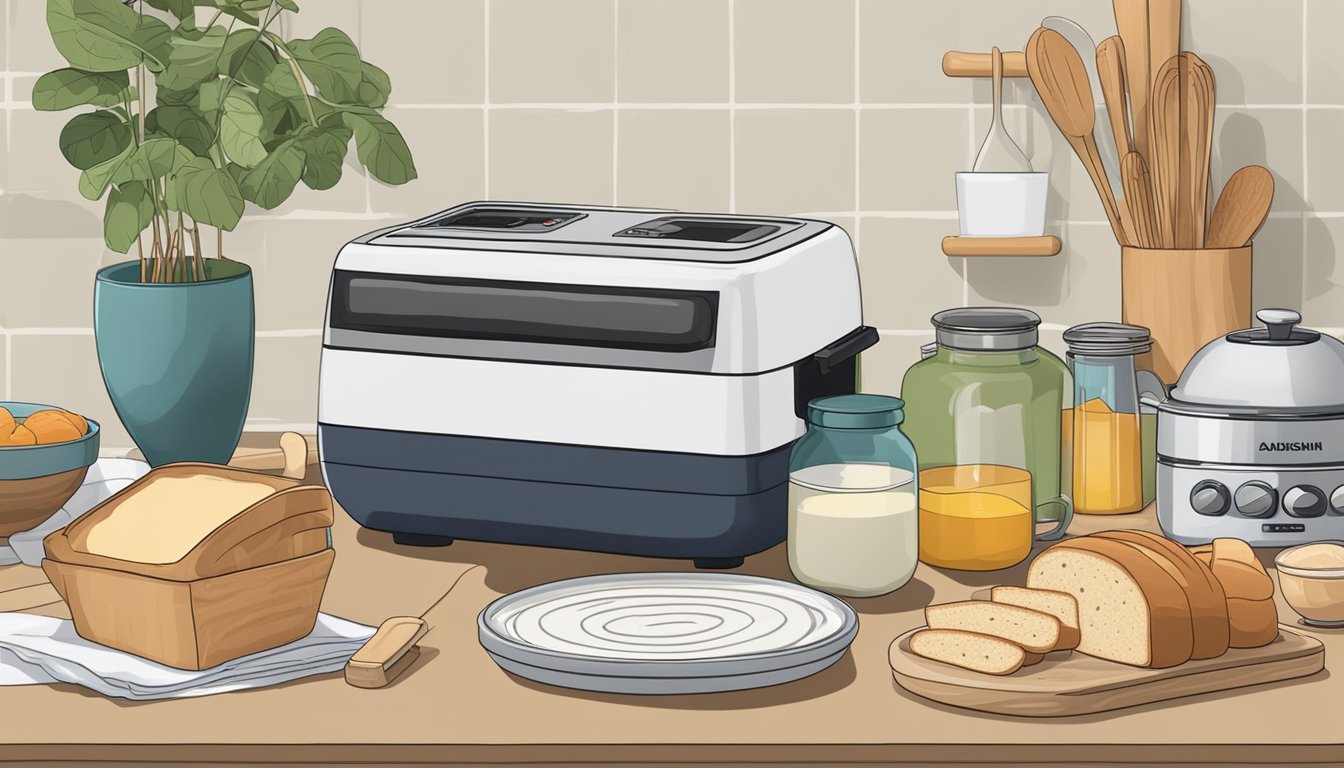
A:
21,410,86,445
0,407,14,436
0,424,37,446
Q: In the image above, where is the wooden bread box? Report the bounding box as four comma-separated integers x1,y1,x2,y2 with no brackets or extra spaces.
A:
41,463,336,670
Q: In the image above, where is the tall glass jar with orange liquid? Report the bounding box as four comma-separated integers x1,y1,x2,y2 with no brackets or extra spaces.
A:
1062,323,1165,514
901,308,1073,571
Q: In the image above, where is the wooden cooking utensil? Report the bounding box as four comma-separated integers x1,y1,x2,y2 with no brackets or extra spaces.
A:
1176,53,1215,248
1026,27,1128,245
1207,165,1275,248
1122,151,1158,248
1148,0,1182,104
1112,0,1151,157
1189,55,1216,247
1097,37,1133,155
1148,55,1182,249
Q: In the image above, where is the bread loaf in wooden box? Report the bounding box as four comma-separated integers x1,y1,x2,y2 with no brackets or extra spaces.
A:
41,463,335,670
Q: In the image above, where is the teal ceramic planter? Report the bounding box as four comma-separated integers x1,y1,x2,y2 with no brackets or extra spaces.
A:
94,260,254,466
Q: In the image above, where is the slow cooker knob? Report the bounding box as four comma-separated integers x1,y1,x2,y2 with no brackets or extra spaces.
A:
1190,480,1231,516
1283,486,1327,518
1332,486,1344,515
1234,482,1278,518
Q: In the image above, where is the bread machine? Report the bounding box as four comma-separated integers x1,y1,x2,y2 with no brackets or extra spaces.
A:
318,202,875,568
1152,309,1344,546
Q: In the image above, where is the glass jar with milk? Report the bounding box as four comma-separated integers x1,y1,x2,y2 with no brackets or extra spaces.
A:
788,394,918,598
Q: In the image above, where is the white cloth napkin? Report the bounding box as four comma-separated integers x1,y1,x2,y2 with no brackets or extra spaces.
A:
0,612,375,700
0,458,152,566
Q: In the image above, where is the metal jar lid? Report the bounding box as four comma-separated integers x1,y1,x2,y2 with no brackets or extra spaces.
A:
1063,322,1153,356
931,307,1041,351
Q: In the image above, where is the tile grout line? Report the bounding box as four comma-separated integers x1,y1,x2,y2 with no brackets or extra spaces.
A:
1302,0,1309,305
851,0,860,255
483,0,491,199
727,0,735,214
611,0,618,205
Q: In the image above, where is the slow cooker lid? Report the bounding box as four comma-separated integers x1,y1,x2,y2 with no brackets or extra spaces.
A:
1172,309,1344,410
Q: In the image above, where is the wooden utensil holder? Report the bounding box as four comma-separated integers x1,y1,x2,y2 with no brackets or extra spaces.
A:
1121,246,1252,385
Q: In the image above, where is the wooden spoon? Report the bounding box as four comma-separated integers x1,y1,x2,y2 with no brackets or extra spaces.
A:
1207,165,1274,248
1026,27,1128,245
1176,53,1215,248
1122,151,1158,248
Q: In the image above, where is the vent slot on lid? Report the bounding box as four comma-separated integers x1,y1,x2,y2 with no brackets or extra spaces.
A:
616,217,782,243
425,207,584,233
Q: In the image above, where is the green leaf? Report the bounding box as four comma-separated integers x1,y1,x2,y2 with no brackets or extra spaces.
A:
78,142,134,200
343,111,416,185
165,156,245,230
47,0,170,72
277,0,300,11
111,136,191,182
146,104,215,155
220,89,268,167
104,181,154,253
32,68,129,110
354,60,391,108
159,26,228,90
220,29,278,88
297,126,350,190
196,79,230,125
59,110,133,170
145,0,195,22
288,28,362,103
240,138,305,208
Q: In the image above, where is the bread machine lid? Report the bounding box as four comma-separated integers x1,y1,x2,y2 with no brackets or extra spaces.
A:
355,202,834,264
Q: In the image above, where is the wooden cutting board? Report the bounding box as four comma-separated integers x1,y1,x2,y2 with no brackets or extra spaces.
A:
889,625,1324,717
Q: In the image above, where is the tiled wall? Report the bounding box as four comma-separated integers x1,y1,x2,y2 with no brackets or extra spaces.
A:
0,0,1336,451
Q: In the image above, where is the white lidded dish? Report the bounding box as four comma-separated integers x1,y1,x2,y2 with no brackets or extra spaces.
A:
1151,309,1344,546
477,572,859,694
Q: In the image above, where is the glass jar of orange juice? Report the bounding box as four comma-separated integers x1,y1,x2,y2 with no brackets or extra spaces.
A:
901,308,1073,571
1063,323,1165,514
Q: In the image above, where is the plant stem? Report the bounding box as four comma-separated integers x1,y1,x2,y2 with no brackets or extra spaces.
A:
192,225,205,279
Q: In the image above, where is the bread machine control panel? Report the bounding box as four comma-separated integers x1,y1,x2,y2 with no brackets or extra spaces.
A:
1158,462,1344,546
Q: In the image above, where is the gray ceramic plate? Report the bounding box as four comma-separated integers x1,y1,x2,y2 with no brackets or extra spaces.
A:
478,572,859,695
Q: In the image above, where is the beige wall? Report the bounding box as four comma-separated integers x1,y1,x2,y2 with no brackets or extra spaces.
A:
0,0,1333,451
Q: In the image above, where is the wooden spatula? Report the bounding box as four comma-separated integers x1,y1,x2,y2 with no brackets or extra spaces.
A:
1176,53,1215,248
1026,27,1129,245
1207,165,1274,248
1112,0,1150,157
1097,37,1133,156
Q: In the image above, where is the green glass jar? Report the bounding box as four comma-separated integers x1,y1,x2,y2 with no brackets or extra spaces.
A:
900,308,1073,571
788,394,918,598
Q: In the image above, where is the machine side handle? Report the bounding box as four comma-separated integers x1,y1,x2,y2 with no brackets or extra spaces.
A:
814,326,879,375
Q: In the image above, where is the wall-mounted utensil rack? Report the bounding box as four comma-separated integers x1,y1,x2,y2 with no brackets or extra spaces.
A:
941,48,1061,258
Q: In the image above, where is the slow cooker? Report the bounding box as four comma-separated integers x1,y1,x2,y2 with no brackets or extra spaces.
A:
1153,308,1344,546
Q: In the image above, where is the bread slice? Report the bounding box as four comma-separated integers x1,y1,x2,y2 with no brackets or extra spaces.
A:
1027,537,1194,668
909,629,1026,675
989,586,1081,650
1095,530,1229,659
925,601,1063,653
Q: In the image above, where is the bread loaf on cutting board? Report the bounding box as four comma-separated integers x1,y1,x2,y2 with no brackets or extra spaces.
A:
1094,530,1230,659
1027,537,1195,668
1191,538,1278,648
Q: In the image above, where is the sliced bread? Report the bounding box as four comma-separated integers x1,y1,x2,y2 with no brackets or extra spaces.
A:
989,585,1081,650
909,629,1026,675
1027,537,1194,668
1094,530,1230,659
925,601,1063,653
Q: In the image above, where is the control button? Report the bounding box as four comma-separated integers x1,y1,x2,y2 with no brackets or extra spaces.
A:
1263,523,1307,533
1331,485,1344,515
1234,481,1278,518
1283,485,1327,518
1190,480,1231,516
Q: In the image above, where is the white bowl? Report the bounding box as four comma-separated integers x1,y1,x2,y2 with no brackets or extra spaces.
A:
956,172,1048,237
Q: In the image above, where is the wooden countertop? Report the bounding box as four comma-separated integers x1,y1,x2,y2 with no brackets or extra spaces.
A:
3,489,1342,766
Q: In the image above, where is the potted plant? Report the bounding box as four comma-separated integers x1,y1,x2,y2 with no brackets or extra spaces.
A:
34,0,416,466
